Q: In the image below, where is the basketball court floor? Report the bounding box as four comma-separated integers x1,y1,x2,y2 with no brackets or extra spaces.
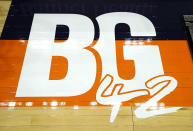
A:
0,1,193,131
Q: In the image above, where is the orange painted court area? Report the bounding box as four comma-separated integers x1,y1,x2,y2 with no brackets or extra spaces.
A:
0,40,192,107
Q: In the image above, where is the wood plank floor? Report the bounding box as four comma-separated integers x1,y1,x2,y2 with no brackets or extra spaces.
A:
0,1,193,131
0,0,10,36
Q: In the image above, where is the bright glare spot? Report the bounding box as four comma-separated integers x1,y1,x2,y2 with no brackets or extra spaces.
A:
43,102,47,106
125,40,131,45
74,105,79,110
90,101,97,106
26,102,33,106
135,103,141,106
20,40,25,43
8,102,16,107
60,102,66,106
138,42,144,45
51,101,58,106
